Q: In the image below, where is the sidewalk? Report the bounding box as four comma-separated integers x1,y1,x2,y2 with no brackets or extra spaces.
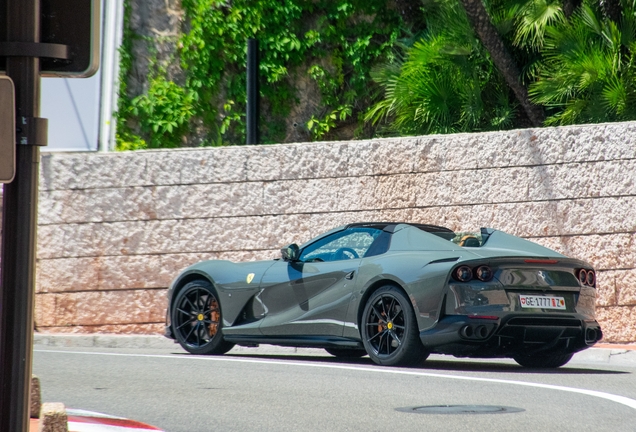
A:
33,333,636,367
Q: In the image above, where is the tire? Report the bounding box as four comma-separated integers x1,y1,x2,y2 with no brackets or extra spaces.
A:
360,285,429,366
324,347,367,358
513,353,573,368
171,280,235,355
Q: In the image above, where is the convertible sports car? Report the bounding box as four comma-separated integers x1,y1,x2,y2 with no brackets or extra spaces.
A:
165,222,602,368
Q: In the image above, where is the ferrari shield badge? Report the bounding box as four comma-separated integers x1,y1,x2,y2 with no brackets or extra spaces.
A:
246,273,255,284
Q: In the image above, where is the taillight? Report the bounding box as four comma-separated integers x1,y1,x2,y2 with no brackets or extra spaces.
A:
454,266,473,282
524,259,559,264
578,269,587,285
476,266,493,282
468,315,499,320
453,265,493,282
578,269,596,287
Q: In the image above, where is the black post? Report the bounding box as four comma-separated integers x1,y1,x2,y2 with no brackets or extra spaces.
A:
0,0,41,430
246,38,259,145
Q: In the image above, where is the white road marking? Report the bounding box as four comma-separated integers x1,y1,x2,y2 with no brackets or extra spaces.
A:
35,349,636,411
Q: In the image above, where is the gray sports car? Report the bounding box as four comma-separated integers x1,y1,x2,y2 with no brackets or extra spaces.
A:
164,222,602,368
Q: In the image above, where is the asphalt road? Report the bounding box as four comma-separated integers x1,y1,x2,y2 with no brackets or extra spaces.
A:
33,344,636,432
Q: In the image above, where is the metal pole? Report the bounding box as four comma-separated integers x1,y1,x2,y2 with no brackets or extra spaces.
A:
0,0,41,430
99,0,124,152
246,38,259,145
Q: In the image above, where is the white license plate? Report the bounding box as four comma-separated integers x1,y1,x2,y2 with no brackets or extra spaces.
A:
519,295,566,310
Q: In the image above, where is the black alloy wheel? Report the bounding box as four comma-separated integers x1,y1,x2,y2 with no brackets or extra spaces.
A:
361,286,429,366
172,280,235,355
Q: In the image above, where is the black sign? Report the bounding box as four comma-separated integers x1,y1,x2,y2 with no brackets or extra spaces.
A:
0,76,15,183
0,0,100,77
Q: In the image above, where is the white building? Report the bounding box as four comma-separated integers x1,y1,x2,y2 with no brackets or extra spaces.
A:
41,0,123,152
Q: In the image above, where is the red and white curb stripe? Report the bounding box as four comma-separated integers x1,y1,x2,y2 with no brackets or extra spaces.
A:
66,409,164,432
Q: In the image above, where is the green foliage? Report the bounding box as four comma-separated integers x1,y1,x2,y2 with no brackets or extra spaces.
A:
368,0,636,134
529,0,636,124
491,0,566,50
116,0,146,150
117,0,636,146
129,77,197,148
366,0,517,135
116,0,408,149
307,105,352,140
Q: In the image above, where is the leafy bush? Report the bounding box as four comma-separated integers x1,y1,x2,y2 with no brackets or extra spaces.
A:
116,0,410,149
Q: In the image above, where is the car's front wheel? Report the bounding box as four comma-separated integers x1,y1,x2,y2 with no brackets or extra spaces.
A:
360,286,429,366
171,280,235,355
513,353,573,368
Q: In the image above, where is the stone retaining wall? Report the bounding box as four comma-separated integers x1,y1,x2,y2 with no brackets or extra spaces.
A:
17,122,636,342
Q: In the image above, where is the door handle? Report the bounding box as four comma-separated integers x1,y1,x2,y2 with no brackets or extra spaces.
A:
345,271,355,280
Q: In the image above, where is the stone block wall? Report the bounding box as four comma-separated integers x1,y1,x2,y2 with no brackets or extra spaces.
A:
12,122,636,342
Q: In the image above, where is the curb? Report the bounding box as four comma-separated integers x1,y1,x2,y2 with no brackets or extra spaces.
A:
33,334,636,366
34,334,177,350
38,403,67,432
33,333,326,355
30,408,165,432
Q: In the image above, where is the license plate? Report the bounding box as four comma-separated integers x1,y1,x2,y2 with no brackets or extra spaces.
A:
519,295,566,310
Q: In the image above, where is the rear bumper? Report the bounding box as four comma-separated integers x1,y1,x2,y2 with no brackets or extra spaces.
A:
420,314,602,358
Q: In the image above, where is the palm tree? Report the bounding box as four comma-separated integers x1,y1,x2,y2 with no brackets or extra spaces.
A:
366,0,516,135
367,0,636,135
459,0,545,126
529,0,636,124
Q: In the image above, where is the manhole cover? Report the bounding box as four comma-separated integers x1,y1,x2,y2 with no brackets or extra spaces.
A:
396,405,525,415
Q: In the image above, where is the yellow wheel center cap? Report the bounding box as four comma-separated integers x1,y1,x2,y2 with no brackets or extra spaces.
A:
197,313,204,321
387,322,393,330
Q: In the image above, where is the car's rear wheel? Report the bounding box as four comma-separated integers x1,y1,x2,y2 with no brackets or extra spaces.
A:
172,280,235,355
513,353,573,368
324,347,367,358
361,286,429,366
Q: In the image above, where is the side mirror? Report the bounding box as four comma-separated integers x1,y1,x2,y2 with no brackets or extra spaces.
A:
281,244,300,262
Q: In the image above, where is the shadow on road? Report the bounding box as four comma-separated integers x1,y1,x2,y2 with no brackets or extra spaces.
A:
207,352,631,375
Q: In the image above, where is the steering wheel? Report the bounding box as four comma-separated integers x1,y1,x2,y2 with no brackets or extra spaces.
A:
334,247,359,260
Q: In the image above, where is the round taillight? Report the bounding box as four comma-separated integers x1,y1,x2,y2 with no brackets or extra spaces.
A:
586,270,596,287
578,269,587,285
476,265,493,282
455,266,473,282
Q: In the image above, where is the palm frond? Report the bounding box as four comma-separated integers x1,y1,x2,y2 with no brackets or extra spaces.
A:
602,75,627,114
513,0,565,49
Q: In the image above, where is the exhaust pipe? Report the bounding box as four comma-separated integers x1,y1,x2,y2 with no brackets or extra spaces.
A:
460,325,474,338
475,325,488,339
460,324,491,340
585,328,599,343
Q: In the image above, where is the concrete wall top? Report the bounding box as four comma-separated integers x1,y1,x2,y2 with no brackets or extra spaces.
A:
39,122,636,191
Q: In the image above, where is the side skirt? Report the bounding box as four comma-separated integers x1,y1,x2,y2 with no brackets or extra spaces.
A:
224,335,363,349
